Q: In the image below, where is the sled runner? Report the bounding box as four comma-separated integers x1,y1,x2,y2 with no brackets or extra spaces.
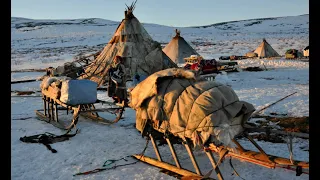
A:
133,128,309,180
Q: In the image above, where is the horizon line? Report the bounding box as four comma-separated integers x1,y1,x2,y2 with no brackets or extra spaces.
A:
11,13,309,28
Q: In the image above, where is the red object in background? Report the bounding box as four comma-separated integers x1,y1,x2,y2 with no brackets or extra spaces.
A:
184,59,218,74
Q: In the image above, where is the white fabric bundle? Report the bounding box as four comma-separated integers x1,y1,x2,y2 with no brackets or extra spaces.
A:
40,76,72,90
60,79,97,105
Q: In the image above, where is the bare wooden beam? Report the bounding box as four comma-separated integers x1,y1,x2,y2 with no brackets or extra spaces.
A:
204,149,224,180
183,140,202,175
43,95,47,117
232,139,245,152
132,154,203,179
54,102,58,122
149,134,162,162
244,132,272,163
165,138,181,168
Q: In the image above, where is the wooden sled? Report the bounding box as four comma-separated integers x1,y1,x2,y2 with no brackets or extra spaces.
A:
133,128,309,180
35,87,126,131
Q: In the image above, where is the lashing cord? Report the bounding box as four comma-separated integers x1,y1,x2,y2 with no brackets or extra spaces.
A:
73,138,150,176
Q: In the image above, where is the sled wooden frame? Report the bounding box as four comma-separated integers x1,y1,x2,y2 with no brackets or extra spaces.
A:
132,129,309,180
35,89,125,131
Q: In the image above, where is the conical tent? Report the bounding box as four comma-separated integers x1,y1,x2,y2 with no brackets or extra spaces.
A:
80,2,177,86
254,38,280,58
163,29,200,64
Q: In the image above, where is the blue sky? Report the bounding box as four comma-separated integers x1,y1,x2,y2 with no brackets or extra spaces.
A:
11,0,308,27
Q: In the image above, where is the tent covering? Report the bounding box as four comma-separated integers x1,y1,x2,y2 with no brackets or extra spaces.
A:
163,29,200,64
129,68,255,147
80,3,177,86
254,38,280,58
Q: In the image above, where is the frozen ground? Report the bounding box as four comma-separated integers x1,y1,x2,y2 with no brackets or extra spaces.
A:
11,14,309,180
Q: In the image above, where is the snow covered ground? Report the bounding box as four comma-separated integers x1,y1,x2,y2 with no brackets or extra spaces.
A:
11,14,309,180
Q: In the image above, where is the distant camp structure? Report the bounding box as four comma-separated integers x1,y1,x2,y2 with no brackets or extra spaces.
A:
285,49,303,59
79,1,177,86
254,38,280,58
245,51,258,58
303,46,309,58
163,29,200,64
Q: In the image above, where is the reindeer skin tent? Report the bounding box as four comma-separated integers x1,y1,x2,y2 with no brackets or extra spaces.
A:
163,29,200,64
254,38,280,58
80,2,177,86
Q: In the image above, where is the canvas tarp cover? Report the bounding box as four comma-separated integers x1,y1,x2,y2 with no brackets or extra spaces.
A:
129,68,255,146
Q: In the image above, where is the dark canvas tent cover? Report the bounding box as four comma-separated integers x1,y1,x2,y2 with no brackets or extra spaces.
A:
163,29,200,64
80,2,177,86
129,68,255,146
254,38,280,58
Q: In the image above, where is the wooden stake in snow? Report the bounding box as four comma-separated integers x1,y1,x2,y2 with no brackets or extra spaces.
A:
252,92,297,116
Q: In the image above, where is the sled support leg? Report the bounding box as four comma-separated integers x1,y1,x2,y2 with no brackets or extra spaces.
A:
244,132,271,162
205,149,224,180
183,140,202,175
50,98,55,122
47,97,51,120
54,102,58,122
166,138,181,168
149,134,162,162
43,95,47,117
232,139,245,152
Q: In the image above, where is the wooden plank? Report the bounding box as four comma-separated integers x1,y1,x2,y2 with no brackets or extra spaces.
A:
132,155,205,179
79,112,114,124
35,110,68,130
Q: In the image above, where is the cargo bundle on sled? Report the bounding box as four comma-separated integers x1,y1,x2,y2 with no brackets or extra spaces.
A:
35,76,126,131
129,68,309,179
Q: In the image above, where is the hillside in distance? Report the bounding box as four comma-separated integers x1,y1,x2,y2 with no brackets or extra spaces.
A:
11,14,309,70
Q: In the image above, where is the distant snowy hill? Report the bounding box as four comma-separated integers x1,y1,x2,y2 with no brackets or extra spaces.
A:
11,14,309,70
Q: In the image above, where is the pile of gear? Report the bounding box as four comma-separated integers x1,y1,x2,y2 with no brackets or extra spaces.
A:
40,76,98,106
